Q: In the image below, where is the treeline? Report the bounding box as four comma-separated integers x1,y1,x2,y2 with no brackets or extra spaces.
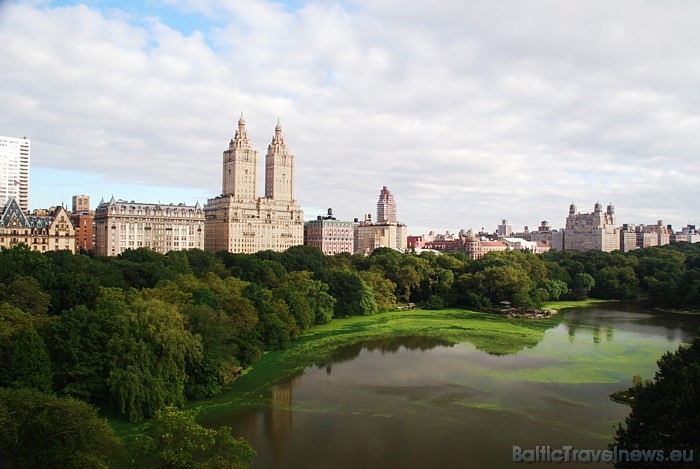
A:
1,242,700,426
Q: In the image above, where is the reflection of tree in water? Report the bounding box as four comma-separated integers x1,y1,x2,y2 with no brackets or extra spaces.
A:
472,319,561,356
318,336,455,374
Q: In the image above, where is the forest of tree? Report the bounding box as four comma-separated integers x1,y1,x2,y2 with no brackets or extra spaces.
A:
1,241,700,465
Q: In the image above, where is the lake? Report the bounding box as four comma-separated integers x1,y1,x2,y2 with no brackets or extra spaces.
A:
205,304,700,468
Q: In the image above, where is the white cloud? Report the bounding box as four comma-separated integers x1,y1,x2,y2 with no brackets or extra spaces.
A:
1,0,699,232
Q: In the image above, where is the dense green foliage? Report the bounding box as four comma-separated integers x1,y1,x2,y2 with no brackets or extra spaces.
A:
0,387,121,468
127,407,255,468
612,331,700,468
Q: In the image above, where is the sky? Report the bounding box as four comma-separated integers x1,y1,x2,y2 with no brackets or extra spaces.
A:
1,0,699,235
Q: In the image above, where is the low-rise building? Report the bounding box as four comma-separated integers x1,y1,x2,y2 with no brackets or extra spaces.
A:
354,214,407,254
304,208,354,255
0,197,75,253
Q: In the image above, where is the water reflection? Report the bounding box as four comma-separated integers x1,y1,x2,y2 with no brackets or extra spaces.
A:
320,336,454,375
264,375,302,464
566,323,615,344
563,302,700,344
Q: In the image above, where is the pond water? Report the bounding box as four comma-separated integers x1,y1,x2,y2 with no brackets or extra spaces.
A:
206,304,700,468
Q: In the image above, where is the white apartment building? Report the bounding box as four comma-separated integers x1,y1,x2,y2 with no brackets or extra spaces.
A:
0,136,30,212
94,197,205,256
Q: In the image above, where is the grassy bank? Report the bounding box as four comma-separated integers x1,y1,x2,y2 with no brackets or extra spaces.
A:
543,298,611,310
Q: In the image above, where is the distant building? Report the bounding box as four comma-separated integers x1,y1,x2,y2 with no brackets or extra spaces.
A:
408,226,553,258
497,219,513,237
480,240,509,255
563,202,620,252
354,213,407,254
72,195,90,213
70,194,94,254
501,237,551,254
204,117,304,253
619,221,671,252
94,197,205,256
530,221,557,245
0,136,30,212
619,224,638,252
673,225,700,243
304,208,355,255
0,197,75,253
376,186,397,224
407,234,427,250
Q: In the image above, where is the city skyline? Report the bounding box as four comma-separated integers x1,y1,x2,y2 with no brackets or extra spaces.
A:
2,1,699,235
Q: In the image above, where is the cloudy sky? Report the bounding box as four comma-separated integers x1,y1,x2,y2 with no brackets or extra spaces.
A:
2,0,699,235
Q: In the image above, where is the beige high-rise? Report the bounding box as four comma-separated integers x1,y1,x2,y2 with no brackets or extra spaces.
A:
204,117,304,253
563,202,620,252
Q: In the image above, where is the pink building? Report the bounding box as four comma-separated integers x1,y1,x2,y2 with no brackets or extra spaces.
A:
304,209,354,255
376,186,397,224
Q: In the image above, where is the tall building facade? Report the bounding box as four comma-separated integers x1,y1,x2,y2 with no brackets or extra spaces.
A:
376,186,397,224
204,117,304,253
0,136,30,212
94,197,205,256
0,197,75,253
563,202,620,252
70,194,94,254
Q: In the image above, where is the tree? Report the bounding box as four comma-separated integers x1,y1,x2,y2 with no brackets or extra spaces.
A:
246,283,297,350
612,332,700,468
0,387,121,468
105,291,203,422
327,271,377,316
540,278,568,302
593,266,638,299
48,304,115,403
0,304,52,393
359,269,397,312
571,272,595,300
396,265,421,302
480,265,531,306
1,275,50,316
127,407,254,468
274,271,336,327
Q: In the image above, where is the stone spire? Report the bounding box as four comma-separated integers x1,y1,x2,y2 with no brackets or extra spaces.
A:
265,120,294,201
222,112,258,199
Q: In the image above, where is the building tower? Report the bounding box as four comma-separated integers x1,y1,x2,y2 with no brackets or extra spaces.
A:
0,136,30,212
222,115,258,200
376,186,397,224
72,195,90,212
265,120,294,202
204,116,304,254
497,219,513,237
